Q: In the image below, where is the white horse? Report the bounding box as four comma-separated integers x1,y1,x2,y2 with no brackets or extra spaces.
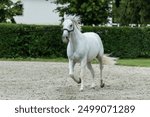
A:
62,16,116,91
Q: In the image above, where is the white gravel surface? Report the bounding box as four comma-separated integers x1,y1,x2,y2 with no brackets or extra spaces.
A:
0,61,150,100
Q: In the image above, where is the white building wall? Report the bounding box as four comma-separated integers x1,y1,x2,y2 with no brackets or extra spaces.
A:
14,0,61,25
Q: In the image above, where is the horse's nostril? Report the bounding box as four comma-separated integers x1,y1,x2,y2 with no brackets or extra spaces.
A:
62,35,68,39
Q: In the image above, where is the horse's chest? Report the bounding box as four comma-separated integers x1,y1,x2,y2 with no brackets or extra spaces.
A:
67,42,87,61
69,51,84,61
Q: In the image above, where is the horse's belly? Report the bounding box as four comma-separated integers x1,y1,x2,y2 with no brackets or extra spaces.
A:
87,41,100,61
87,49,99,62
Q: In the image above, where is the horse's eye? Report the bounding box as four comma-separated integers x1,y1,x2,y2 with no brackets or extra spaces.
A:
70,24,73,28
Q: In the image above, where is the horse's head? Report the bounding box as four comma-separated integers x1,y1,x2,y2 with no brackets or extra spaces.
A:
62,18,74,43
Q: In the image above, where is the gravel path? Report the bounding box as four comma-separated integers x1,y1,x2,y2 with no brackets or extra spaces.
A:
0,61,150,100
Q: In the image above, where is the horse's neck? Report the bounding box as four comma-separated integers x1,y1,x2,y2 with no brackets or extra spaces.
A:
70,27,82,51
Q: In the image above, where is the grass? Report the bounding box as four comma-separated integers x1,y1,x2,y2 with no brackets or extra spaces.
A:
0,57,68,62
0,57,150,67
117,58,150,67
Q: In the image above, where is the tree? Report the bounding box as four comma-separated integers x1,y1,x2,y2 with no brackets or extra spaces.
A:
0,0,23,23
113,0,150,26
53,0,111,25
115,0,121,7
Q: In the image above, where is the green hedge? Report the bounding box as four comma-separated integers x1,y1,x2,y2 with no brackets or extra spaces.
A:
0,24,67,58
83,26,150,58
0,23,150,58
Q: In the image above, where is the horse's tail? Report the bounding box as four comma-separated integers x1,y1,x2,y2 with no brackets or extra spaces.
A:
102,54,118,65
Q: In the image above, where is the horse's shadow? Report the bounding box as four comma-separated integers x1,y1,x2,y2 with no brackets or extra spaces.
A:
55,83,113,100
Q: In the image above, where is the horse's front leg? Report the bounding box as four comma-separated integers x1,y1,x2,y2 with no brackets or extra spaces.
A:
69,59,81,84
80,58,87,91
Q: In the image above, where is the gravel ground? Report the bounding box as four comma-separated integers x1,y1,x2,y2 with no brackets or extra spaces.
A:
0,61,150,100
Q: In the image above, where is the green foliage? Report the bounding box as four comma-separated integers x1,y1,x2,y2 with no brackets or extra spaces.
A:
0,0,23,23
53,0,111,25
83,26,150,58
0,24,150,58
115,0,121,7
85,27,142,58
113,0,150,26
0,24,66,58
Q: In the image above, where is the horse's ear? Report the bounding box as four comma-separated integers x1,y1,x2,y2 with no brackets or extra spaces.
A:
63,13,67,20
73,15,76,19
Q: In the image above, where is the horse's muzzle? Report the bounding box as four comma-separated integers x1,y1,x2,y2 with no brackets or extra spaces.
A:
62,30,69,43
62,36,69,43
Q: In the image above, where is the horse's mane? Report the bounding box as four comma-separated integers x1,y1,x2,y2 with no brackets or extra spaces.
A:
64,15,81,31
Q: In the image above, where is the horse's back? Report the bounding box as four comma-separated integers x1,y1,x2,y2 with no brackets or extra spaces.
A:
83,32,103,44
83,32,99,39
83,32,103,50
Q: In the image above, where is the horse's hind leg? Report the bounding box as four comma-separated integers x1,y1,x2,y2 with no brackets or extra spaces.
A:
87,62,95,88
97,55,105,88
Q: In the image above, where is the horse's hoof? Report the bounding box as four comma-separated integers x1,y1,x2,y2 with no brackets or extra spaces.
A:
91,83,96,89
100,83,105,88
78,78,81,84
91,86,96,89
79,85,84,91
79,88,83,92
